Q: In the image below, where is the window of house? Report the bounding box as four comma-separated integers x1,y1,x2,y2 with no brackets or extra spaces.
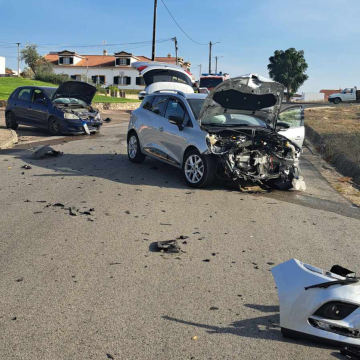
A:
150,96,168,116
70,75,81,81
59,57,73,65
17,88,31,102
114,76,131,85
115,58,131,66
136,77,146,86
92,75,105,85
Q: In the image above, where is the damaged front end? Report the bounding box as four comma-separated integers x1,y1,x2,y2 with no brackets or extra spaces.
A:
200,74,305,190
272,259,360,348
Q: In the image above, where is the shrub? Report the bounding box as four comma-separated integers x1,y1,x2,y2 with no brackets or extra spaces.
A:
35,72,69,85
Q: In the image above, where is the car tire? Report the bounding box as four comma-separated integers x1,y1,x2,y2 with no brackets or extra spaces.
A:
5,111,18,130
127,132,146,163
333,97,341,105
48,117,62,135
182,149,215,188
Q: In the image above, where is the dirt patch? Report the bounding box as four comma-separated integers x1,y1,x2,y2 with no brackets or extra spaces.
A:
305,105,360,165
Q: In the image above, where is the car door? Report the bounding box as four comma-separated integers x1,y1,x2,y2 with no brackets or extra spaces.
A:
28,89,49,127
13,87,32,124
276,105,305,148
342,88,354,101
138,95,168,157
159,96,189,165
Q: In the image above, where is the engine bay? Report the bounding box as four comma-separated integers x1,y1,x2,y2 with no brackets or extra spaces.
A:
206,128,306,190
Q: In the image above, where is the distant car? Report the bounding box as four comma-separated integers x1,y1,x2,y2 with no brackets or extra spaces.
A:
5,81,102,135
138,90,146,100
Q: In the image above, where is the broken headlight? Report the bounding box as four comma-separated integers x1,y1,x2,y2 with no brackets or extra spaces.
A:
95,113,101,121
314,301,358,321
64,113,80,120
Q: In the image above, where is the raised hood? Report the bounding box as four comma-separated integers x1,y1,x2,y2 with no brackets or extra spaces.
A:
198,74,285,128
52,81,97,105
132,61,195,94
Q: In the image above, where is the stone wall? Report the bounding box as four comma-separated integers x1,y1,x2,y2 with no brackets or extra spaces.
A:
93,102,141,111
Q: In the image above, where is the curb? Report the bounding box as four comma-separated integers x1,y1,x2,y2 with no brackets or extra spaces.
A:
0,129,18,150
305,124,360,185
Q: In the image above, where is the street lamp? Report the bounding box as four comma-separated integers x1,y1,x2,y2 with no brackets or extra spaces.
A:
215,56,224,74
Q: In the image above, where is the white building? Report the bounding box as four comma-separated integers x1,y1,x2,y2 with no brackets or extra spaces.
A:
0,56,5,75
44,50,191,90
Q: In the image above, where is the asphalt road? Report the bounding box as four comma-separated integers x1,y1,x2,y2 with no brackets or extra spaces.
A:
0,120,360,360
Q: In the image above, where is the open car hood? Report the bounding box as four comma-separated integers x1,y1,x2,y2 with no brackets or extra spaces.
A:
52,81,97,105
198,74,285,128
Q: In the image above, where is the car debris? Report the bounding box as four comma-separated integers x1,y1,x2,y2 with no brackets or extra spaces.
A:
271,259,360,347
104,117,112,122
156,240,180,253
340,347,360,359
21,165,32,170
32,145,63,159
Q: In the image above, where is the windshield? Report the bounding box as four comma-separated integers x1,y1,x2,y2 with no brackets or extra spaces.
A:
53,97,87,107
199,77,223,89
201,113,268,128
43,88,57,99
188,99,205,120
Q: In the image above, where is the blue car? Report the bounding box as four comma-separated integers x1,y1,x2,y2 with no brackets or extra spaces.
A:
5,81,102,135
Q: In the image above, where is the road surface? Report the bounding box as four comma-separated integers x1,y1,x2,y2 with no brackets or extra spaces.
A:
0,117,359,360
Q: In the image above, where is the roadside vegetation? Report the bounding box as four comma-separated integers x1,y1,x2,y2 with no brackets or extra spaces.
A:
0,78,140,103
305,105,360,166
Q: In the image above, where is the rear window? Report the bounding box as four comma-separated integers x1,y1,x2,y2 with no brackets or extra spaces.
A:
17,88,31,101
199,77,223,89
141,95,154,110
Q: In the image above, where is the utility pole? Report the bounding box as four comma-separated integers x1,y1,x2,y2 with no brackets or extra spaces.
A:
209,41,212,74
151,0,158,61
16,43,20,77
198,64,202,80
215,56,224,74
172,37,178,65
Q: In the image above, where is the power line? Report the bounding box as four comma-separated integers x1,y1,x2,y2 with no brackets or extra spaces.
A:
160,0,207,46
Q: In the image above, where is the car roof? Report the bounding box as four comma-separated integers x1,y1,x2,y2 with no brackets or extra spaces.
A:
150,92,207,100
17,86,57,90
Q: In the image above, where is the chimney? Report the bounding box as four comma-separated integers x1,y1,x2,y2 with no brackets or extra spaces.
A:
103,49,108,56
167,53,172,58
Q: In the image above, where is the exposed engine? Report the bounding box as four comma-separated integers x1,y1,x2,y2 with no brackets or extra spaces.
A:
206,129,306,190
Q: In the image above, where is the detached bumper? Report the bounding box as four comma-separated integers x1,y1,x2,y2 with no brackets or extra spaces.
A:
61,119,103,135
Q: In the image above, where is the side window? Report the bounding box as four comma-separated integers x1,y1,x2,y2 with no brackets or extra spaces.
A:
32,89,46,103
141,96,154,110
17,88,31,102
149,96,168,116
278,106,304,128
164,97,186,121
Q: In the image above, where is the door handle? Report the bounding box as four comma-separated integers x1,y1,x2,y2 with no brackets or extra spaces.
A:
159,127,164,132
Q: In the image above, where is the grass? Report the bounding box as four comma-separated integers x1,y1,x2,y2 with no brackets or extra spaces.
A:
305,105,360,165
0,78,140,103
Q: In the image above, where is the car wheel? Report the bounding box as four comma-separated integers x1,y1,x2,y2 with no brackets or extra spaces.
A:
48,117,62,135
5,112,18,130
333,97,341,105
127,132,146,163
182,149,215,188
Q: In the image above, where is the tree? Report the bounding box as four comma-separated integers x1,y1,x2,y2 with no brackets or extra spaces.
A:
267,48,308,101
20,43,53,76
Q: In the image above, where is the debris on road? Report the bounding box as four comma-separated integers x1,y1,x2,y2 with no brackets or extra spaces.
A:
272,258,360,347
210,307,219,310
69,206,79,216
53,203,65,208
21,165,32,170
32,146,63,159
192,336,198,341
104,117,112,122
156,240,180,253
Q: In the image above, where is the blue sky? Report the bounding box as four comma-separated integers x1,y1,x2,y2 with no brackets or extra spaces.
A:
0,0,359,92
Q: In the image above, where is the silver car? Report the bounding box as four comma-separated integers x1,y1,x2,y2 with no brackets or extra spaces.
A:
127,72,305,190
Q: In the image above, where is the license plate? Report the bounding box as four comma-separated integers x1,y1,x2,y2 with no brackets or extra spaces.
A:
83,124,90,135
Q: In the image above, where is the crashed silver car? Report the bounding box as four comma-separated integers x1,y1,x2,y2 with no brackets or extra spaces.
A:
128,66,305,190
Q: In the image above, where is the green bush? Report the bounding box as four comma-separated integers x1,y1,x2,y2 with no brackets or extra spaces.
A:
35,72,69,85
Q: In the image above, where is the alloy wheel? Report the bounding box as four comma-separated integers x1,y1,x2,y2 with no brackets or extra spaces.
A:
128,135,138,159
50,119,60,134
184,154,204,184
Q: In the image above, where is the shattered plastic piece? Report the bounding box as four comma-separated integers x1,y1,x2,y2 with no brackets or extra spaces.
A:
33,146,63,159
272,259,360,347
292,176,306,191
192,336,198,341
21,165,32,170
156,240,180,253
104,117,112,122
330,265,355,277
53,203,65,208
69,207,79,216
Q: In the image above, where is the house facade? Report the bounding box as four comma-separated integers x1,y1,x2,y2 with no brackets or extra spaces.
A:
0,56,5,75
44,50,191,90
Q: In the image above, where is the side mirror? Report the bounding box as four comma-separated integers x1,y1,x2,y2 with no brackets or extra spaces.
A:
276,121,290,131
35,98,45,105
168,115,184,131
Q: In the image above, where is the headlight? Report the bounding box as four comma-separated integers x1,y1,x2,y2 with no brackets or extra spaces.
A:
64,113,80,120
95,113,101,120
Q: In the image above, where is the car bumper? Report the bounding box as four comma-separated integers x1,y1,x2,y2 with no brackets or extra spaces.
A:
61,119,103,135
